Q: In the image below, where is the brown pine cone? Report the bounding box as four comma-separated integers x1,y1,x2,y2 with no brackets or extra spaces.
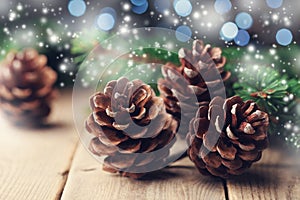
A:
86,77,178,179
188,96,269,178
0,49,57,125
158,40,230,136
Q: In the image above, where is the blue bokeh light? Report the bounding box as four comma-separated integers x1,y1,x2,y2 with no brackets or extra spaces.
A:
234,30,250,46
132,1,149,14
130,0,147,6
68,0,86,17
214,0,232,15
154,0,170,13
100,7,117,19
235,12,253,30
174,0,192,17
220,22,238,41
266,0,283,9
176,25,192,42
96,13,115,31
276,28,293,46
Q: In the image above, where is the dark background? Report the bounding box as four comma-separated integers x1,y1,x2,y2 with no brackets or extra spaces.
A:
1,0,299,45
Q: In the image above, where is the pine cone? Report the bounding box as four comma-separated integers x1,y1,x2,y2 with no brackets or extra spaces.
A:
158,40,230,136
86,77,178,178
0,49,57,125
188,96,269,178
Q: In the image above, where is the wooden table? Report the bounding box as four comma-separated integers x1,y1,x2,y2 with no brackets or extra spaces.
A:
1,92,300,200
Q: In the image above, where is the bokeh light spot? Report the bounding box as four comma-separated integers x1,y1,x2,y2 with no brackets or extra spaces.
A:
100,7,117,19
174,0,192,17
130,0,147,6
276,28,293,46
132,1,149,14
68,0,86,17
235,12,253,30
220,22,238,41
96,13,115,31
176,25,192,42
214,0,232,15
266,0,283,9
234,30,250,46
154,0,171,13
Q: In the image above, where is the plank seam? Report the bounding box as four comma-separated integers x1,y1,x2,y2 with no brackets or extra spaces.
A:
55,140,79,200
222,179,229,200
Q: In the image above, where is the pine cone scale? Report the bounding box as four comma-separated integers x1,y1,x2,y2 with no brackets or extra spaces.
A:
188,96,269,178
117,140,142,153
86,77,178,178
221,157,243,170
216,140,237,160
89,137,118,156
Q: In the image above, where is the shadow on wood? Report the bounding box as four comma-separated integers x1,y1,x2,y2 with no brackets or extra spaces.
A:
227,168,277,187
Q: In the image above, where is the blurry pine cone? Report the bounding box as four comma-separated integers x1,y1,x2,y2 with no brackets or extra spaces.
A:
188,96,269,178
158,40,230,136
86,77,178,179
0,49,57,125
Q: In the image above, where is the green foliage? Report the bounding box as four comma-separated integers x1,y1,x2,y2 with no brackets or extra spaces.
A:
71,29,110,65
70,29,181,67
222,47,247,97
274,44,300,79
70,29,180,91
233,65,300,149
234,67,292,113
133,48,180,66
223,45,300,149
79,47,176,93
223,46,246,77
223,44,300,80
0,19,71,59
0,18,75,86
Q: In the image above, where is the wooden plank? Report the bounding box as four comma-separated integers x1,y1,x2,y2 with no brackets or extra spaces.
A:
226,147,300,200
61,144,226,200
0,91,78,200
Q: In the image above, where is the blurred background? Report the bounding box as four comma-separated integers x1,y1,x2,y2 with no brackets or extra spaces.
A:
1,0,299,44
0,0,300,149
0,0,299,88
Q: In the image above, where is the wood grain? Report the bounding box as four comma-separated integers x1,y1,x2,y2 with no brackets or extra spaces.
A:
61,145,226,200
1,91,300,200
226,148,300,200
0,91,78,200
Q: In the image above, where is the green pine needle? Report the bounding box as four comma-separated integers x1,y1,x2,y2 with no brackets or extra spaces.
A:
70,29,110,65
233,65,300,149
0,19,71,60
133,48,180,66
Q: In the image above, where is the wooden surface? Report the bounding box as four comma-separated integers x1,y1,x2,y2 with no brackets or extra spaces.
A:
0,92,78,200
61,146,225,200
0,92,300,200
226,148,300,200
